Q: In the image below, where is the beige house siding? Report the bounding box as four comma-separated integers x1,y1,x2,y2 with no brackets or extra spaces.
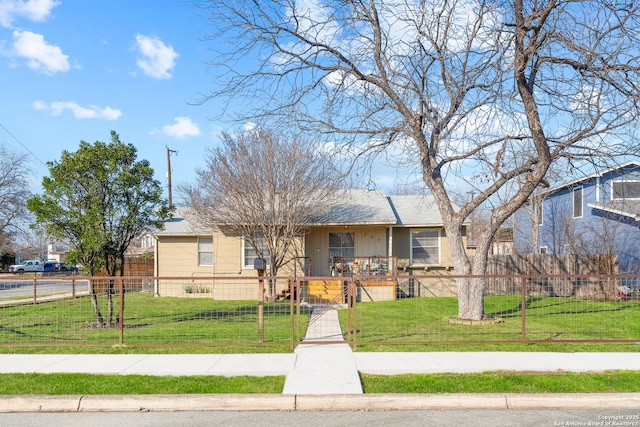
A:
305,225,389,276
212,228,246,276
213,227,302,277
156,235,210,297
156,235,213,278
392,226,465,272
155,229,300,299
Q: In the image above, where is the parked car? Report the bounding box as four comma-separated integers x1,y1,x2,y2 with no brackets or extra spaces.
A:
56,262,78,272
42,261,79,273
8,260,43,274
8,260,78,274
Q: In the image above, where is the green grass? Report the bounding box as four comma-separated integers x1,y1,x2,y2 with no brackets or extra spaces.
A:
0,371,638,395
0,374,284,394
352,342,640,352
340,295,640,350
0,292,310,352
362,371,640,393
2,291,640,353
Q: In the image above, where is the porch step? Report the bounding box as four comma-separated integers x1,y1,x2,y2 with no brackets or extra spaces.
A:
306,280,345,303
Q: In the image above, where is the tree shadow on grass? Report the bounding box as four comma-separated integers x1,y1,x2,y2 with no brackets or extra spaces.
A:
487,296,639,319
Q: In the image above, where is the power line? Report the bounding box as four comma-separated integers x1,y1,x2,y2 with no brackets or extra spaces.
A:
0,121,47,166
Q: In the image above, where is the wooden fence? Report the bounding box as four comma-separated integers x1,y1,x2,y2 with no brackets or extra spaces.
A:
97,256,154,277
485,254,619,299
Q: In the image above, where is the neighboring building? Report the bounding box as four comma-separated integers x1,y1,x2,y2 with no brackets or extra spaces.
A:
513,161,640,272
153,189,471,298
47,242,70,263
127,232,155,256
466,223,514,256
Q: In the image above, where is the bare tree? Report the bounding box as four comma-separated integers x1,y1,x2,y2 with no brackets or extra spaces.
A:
196,1,640,319
183,128,340,298
0,144,31,255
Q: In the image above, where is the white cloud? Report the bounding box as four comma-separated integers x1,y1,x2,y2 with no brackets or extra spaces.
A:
11,30,69,74
0,0,59,28
242,122,257,132
135,34,179,79
33,100,122,120
162,117,201,138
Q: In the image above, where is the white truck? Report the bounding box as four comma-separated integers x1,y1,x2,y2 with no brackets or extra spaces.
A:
8,260,44,274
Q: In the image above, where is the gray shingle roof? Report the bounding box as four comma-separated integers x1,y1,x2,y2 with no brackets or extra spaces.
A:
388,194,445,226
311,189,398,225
154,190,452,234
154,207,210,236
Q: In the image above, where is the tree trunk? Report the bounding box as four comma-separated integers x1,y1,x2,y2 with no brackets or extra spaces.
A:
444,212,496,321
89,279,105,327
457,277,486,320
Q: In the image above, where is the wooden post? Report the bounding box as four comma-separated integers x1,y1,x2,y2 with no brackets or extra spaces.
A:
119,277,125,346
521,275,527,342
258,269,264,342
166,146,177,208
289,279,294,350
33,274,37,304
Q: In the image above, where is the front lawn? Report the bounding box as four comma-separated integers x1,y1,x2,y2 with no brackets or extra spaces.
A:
339,295,640,350
0,292,310,352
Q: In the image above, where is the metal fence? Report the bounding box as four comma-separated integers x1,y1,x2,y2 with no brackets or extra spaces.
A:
345,273,640,347
0,273,638,349
0,274,307,349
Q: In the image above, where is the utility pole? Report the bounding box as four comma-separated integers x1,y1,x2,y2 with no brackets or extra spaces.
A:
166,146,178,207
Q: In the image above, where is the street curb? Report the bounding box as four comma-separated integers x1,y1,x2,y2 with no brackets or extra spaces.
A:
0,393,639,412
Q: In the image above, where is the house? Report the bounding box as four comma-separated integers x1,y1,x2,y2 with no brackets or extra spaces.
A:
513,160,640,272
153,189,470,299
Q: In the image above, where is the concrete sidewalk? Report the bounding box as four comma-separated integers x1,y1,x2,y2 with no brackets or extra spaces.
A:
2,350,639,377
283,307,361,394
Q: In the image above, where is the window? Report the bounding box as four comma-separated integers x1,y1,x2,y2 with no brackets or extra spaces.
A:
612,181,640,200
539,246,548,254
573,187,583,218
411,229,440,265
329,232,355,262
243,237,270,269
197,237,213,266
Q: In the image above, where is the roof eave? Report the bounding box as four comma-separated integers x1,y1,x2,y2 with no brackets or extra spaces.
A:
587,202,640,221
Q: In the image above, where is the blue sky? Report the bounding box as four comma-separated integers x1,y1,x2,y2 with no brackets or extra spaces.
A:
0,0,235,199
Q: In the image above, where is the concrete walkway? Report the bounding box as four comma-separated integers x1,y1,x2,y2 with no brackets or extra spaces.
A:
283,307,362,394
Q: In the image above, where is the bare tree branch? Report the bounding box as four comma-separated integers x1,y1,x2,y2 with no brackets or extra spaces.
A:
195,0,640,319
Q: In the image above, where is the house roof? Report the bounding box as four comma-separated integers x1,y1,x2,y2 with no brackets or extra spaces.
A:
154,190,461,235
154,207,210,236
539,160,640,197
588,200,640,221
310,189,397,225
387,194,447,226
